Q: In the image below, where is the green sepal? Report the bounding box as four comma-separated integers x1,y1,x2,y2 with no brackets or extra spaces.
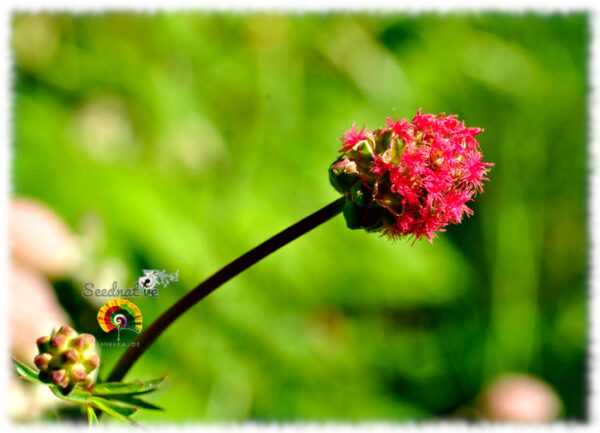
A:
87,404,99,426
50,386,92,403
92,376,166,396
351,181,369,207
329,162,359,194
107,395,164,411
91,396,138,425
347,141,374,167
13,359,46,385
361,203,387,230
388,137,407,165
375,128,393,154
343,201,364,230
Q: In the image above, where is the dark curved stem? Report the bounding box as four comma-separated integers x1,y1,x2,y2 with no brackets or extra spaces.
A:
106,197,346,382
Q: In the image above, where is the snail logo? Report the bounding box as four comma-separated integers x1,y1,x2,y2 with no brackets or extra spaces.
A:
138,269,178,290
97,298,143,342
138,271,158,290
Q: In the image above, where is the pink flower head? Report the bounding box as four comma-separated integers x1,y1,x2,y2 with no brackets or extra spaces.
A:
329,110,493,243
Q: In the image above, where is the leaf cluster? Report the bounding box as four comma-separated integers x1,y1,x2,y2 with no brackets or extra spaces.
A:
14,359,165,426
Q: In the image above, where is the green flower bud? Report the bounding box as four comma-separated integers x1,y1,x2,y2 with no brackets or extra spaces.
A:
51,369,68,388
62,349,79,364
50,334,67,350
329,158,360,194
384,137,407,166
36,336,50,352
346,138,375,167
57,325,77,339
70,364,87,382
83,353,100,371
331,158,358,176
69,334,95,351
342,201,364,230
351,181,368,207
82,376,93,388
342,201,394,232
374,128,393,154
360,204,388,231
329,159,360,194
34,353,52,371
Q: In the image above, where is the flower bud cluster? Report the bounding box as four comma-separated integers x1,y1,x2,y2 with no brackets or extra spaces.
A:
34,325,99,393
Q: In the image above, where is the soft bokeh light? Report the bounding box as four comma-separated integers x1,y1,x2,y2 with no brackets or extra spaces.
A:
479,373,563,422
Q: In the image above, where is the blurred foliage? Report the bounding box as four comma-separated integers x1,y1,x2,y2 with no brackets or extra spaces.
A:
11,12,587,422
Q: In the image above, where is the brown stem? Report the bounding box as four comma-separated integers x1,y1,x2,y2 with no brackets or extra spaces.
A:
106,197,346,382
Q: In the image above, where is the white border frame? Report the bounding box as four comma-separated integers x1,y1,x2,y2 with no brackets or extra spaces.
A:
0,1,597,432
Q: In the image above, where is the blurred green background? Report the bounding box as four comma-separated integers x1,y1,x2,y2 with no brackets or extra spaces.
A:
11,12,587,422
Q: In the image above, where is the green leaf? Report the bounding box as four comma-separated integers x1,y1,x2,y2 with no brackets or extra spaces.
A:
50,386,93,403
106,395,164,411
87,404,98,426
93,376,166,396
91,396,137,425
12,358,46,385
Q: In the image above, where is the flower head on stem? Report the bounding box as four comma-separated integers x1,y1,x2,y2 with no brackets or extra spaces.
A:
330,110,493,243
